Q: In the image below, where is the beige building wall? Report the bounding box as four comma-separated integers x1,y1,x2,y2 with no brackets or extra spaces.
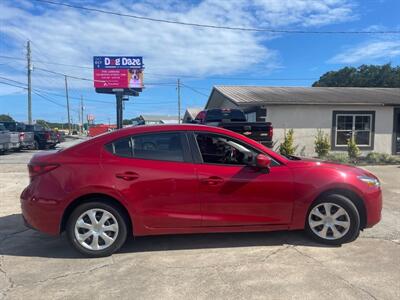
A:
265,105,394,156
215,98,395,156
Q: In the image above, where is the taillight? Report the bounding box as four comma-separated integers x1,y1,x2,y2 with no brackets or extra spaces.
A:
268,127,273,137
45,132,50,140
28,163,59,179
19,132,25,141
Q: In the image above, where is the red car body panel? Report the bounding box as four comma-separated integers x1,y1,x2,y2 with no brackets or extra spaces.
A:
20,124,382,237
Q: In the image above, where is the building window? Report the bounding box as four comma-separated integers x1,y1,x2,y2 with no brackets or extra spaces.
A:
332,111,375,150
245,112,256,122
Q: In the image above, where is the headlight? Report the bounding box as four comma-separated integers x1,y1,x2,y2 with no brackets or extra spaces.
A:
358,175,380,187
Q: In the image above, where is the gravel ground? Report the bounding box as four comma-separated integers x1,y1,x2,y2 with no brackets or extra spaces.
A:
0,141,399,299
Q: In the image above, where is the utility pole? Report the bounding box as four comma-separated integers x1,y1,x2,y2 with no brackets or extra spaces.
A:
80,95,84,134
64,75,71,134
27,41,32,124
177,78,181,124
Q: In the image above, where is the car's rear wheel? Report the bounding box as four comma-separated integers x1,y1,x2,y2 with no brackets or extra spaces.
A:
306,194,360,245
66,202,128,257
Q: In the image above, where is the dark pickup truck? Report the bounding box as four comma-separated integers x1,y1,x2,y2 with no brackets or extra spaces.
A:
194,108,273,148
25,124,58,150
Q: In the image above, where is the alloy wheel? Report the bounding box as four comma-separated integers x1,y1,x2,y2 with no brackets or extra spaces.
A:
308,202,350,240
74,208,119,251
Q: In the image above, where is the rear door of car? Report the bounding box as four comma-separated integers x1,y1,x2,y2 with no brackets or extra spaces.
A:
101,131,201,229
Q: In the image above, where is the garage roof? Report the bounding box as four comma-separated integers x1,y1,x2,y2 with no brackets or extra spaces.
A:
207,86,400,106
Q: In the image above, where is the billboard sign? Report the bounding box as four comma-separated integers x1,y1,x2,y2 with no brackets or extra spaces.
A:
93,56,144,89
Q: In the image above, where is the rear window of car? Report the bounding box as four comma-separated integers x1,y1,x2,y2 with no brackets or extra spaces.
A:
105,132,185,162
205,109,246,122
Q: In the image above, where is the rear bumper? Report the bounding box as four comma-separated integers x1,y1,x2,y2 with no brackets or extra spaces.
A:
20,141,35,149
260,141,273,148
20,185,63,236
6,142,20,149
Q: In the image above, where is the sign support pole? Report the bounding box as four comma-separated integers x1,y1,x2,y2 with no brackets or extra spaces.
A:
116,92,123,129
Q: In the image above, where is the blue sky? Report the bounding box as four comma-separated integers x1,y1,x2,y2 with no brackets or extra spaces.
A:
0,0,399,124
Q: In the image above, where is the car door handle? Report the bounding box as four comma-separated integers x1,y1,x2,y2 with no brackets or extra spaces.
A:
201,176,224,186
115,172,139,181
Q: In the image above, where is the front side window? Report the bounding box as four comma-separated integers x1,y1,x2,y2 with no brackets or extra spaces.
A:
195,133,259,166
106,132,185,162
333,111,374,148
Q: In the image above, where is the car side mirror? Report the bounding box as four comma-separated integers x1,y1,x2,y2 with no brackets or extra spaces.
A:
256,154,271,173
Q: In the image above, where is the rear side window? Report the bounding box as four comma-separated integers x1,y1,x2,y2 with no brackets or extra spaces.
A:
113,137,132,157
106,132,185,162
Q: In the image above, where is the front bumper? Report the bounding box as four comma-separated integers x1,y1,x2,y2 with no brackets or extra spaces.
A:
363,187,382,228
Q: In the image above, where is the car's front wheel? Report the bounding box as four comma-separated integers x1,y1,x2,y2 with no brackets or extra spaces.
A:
306,194,360,245
66,201,128,257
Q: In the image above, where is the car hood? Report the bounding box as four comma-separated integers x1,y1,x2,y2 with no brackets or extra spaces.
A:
286,157,374,177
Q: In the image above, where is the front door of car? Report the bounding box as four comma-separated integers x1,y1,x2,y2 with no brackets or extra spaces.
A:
101,132,201,229
191,132,294,227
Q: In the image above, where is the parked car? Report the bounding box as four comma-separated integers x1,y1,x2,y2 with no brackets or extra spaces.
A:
21,124,382,257
193,108,273,148
0,121,35,150
25,124,58,150
0,124,20,153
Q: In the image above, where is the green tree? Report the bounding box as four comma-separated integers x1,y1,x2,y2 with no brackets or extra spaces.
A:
0,114,14,122
312,64,400,87
35,119,50,128
122,119,133,125
314,129,330,158
347,138,361,162
279,129,297,156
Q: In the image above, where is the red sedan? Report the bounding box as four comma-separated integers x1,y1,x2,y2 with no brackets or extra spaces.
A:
21,125,382,257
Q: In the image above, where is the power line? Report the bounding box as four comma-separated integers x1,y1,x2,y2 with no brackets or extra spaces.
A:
181,83,210,97
33,0,400,35
0,75,181,105
0,55,317,81
32,90,80,112
34,66,176,85
0,81,27,90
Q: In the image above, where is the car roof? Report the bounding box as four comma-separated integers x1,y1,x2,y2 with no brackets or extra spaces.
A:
112,124,232,135
64,124,287,164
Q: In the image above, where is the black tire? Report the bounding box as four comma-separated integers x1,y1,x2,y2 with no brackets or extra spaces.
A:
305,194,360,245
66,201,128,257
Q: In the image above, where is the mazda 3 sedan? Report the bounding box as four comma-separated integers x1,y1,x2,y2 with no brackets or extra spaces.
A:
21,125,382,257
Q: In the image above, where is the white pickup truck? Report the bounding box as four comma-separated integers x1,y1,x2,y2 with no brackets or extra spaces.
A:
0,124,20,153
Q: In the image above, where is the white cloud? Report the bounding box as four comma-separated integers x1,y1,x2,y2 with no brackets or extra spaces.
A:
0,0,356,91
329,40,400,64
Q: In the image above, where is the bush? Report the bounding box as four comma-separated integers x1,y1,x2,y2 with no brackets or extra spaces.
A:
347,138,360,162
365,152,400,164
314,129,330,158
325,153,349,164
279,129,297,156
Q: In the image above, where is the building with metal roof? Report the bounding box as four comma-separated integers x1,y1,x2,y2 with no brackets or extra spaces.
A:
182,107,203,123
206,86,400,156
